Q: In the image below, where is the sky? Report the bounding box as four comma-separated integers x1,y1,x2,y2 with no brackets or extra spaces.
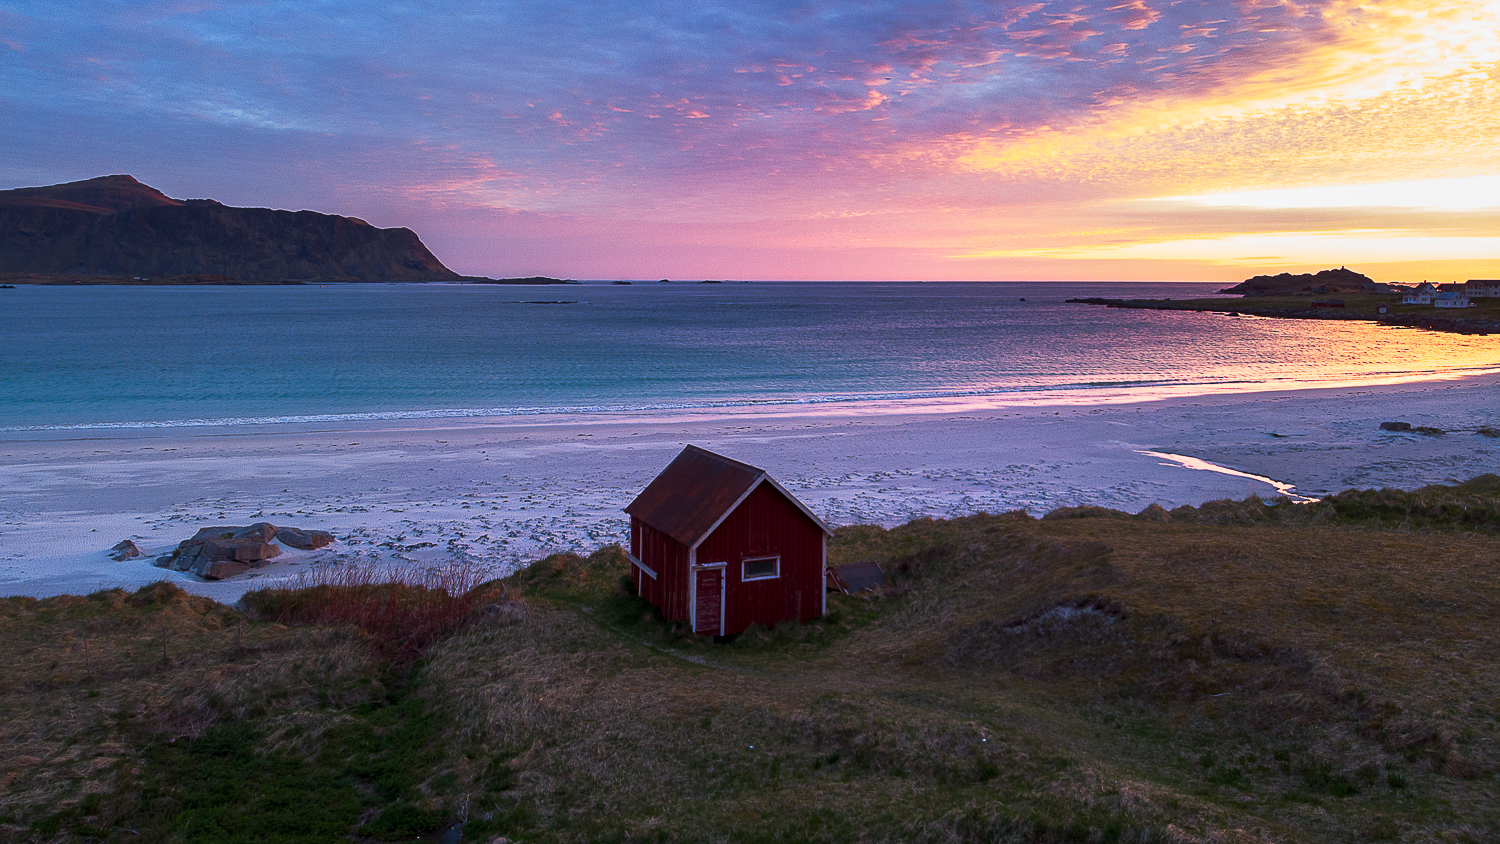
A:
3,0,1499,281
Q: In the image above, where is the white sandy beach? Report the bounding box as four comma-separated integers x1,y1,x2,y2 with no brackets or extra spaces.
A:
2,375,1498,601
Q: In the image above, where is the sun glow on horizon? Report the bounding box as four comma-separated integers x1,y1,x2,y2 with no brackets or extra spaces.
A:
952,2,1500,192
971,232,1500,268
1152,175,1500,212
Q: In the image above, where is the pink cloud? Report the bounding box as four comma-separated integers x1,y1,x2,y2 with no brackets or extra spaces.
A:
1106,1,1161,30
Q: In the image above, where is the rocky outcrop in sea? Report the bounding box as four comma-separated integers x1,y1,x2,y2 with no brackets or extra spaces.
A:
1217,267,1374,296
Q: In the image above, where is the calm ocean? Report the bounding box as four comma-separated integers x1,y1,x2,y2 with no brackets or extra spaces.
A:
3,281,1498,431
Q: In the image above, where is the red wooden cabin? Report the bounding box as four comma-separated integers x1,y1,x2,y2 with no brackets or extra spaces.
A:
625,445,832,636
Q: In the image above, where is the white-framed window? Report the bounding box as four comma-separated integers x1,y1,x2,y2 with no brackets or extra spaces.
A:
742,555,780,581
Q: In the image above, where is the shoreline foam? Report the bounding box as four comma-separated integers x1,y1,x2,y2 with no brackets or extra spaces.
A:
7,360,1500,434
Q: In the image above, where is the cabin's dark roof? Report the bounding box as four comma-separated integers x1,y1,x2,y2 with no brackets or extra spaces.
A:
625,445,830,548
829,561,884,594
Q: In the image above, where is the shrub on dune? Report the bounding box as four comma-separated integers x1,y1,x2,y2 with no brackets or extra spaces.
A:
242,564,503,660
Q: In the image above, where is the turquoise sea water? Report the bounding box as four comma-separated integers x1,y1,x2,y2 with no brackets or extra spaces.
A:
2,281,1498,431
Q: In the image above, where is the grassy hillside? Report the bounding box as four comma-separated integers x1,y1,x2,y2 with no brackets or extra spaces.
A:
3,480,1498,842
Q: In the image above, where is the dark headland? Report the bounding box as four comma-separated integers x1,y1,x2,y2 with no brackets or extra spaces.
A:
1217,266,1376,296
0,175,469,283
1070,267,1500,336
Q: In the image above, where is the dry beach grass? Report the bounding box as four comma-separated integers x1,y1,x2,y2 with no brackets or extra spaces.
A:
0,584,382,839
241,563,500,661
420,503,1500,842
2,478,1499,842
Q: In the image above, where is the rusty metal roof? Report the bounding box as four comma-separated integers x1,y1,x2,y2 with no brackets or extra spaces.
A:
625,445,830,548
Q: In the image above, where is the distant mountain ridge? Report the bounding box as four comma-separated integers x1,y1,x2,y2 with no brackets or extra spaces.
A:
0,175,461,281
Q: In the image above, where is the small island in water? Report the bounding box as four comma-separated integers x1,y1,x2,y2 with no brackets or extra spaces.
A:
1070,267,1500,335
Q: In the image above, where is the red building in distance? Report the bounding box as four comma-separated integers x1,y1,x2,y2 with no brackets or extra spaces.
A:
624,445,832,636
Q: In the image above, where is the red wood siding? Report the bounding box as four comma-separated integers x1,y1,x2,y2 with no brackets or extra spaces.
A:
693,568,723,634
631,516,691,622
696,482,825,635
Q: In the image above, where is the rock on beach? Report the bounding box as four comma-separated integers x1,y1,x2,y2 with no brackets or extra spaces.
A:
155,522,333,580
277,526,335,550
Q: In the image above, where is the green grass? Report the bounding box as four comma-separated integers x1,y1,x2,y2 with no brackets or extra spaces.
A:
414,491,1500,841
1047,473,1500,533
5,478,1500,842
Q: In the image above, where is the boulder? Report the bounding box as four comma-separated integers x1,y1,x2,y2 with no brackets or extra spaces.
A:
179,522,276,549
197,537,280,563
277,526,335,550
175,523,280,555
199,559,251,580
162,521,332,580
108,539,142,561
1380,421,1412,431
238,541,280,562
234,522,280,544
170,524,283,578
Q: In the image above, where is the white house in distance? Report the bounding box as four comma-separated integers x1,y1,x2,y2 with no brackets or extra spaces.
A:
1434,291,1472,309
1402,282,1437,305
1465,279,1500,298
